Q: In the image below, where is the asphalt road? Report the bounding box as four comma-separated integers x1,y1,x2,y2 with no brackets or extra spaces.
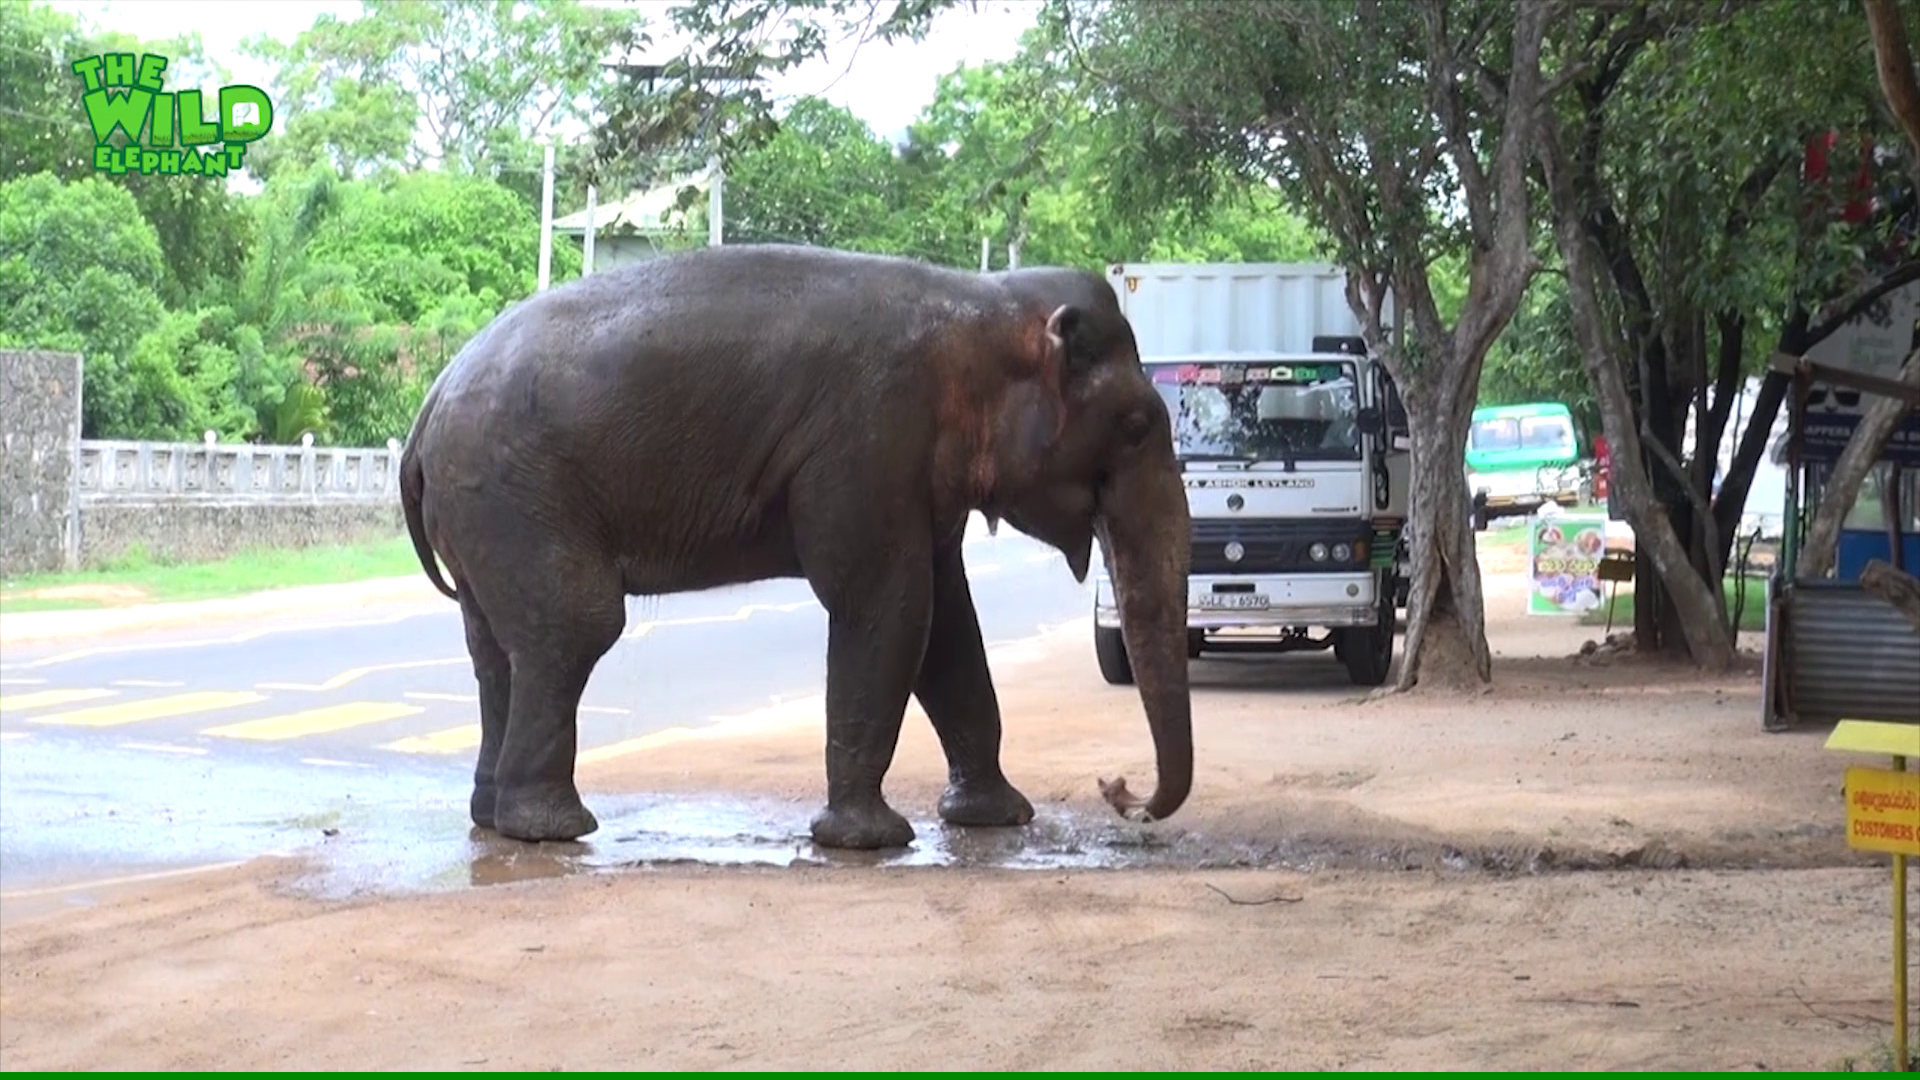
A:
0,526,1096,895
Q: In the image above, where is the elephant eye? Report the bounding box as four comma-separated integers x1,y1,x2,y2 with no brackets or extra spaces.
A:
1119,407,1153,446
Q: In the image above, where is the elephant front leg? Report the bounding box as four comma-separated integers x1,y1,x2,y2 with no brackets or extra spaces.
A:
915,543,1035,830
804,566,936,852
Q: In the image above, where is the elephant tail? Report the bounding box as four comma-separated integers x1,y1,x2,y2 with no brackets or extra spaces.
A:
400,422,459,603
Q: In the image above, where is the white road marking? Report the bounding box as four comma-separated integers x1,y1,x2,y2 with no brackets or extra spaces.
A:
111,679,186,688
0,677,46,686
0,859,258,900
301,757,372,769
7,612,431,670
118,741,208,755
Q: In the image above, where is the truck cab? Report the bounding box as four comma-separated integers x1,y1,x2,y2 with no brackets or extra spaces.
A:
1092,262,1411,687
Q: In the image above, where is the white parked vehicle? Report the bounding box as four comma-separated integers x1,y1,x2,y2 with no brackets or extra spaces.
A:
1093,262,1412,687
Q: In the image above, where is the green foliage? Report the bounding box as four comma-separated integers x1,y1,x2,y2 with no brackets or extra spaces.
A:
0,171,169,437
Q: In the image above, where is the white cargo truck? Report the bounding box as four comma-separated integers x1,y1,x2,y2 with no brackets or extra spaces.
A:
1093,262,1413,687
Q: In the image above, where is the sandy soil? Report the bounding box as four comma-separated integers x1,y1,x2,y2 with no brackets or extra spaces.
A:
2,562,1912,1071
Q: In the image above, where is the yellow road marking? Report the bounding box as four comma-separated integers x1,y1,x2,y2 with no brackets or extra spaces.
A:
380,725,480,755
257,657,469,693
0,688,117,714
28,691,266,728
202,701,424,741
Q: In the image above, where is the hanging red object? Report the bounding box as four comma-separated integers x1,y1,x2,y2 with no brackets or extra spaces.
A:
1803,130,1876,224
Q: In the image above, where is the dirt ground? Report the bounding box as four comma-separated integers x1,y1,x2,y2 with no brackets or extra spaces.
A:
2,558,1913,1071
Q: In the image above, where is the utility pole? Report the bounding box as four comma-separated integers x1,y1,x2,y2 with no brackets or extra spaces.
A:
979,236,990,272
537,142,556,291
707,152,724,247
582,184,597,277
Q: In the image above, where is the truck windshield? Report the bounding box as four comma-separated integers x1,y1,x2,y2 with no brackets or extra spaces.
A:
1149,361,1362,463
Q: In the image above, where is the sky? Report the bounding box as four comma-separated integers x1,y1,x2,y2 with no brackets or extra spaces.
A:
47,0,1040,142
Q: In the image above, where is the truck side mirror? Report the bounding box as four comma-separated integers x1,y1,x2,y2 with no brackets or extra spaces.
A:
1357,406,1383,436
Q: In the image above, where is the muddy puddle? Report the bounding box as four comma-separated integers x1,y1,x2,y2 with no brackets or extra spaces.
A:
2,734,1864,915
280,789,1863,904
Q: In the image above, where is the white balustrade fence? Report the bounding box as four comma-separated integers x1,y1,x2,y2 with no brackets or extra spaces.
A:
75,437,405,503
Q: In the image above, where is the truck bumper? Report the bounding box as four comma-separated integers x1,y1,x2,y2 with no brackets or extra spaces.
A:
1095,573,1380,631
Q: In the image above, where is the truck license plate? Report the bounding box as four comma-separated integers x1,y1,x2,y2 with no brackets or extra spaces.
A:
1199,593,1270,610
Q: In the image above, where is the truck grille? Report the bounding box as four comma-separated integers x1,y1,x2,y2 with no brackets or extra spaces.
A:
1188,519,1373,575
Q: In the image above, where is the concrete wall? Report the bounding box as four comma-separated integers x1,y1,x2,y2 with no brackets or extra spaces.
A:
0,351,85,575
0,348,407,577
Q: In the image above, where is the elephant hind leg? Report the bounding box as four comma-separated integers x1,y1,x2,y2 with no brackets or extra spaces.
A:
469,549,627,844
460,591,512,831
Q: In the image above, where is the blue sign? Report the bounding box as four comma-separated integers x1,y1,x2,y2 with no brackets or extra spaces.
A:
1800,408,1920,466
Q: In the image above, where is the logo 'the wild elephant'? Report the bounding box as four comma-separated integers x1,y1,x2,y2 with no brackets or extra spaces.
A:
72,51,275,179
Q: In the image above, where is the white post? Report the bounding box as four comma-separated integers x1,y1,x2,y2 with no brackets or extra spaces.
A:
582,184,598,277
1006,239,1020,270
537,142,556,291
979,235,990,272
707,152,724,247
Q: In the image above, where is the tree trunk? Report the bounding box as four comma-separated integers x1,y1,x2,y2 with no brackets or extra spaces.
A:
1861,557,1920,634
1537,111,1738,670
1395,377,1492,691
1798,348,1920,579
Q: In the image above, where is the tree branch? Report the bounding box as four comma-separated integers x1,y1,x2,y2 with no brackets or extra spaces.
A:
1424,0,1492,240
1807,258,1920,346
1864,0,1920,168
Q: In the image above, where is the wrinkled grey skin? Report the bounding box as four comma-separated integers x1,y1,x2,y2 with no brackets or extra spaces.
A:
399,243,1192,850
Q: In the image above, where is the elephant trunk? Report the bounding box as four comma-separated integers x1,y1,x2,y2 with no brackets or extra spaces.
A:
1096,463,1194,823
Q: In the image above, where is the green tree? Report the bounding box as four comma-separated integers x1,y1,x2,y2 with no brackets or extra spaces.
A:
1531,0,1918,665
304,170,540,324
1055,0,1552,690
1,3,254,309
716,96,905,249
0,172,169,437
245,0,647,196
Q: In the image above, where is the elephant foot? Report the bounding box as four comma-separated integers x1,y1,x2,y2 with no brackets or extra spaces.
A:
492,783,599,842
810,798,916,850
937,776,1035,828
470,781,497,831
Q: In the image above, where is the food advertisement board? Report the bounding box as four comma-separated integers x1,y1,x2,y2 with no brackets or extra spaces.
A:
1527,513,1608,616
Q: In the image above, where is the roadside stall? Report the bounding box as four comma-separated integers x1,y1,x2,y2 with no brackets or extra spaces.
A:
1761,338,1920,733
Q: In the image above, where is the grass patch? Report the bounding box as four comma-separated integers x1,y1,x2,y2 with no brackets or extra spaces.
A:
1579,573,1770,633
0,534,423,614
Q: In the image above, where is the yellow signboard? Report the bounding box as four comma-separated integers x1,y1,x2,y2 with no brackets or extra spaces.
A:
1845,766,1920,857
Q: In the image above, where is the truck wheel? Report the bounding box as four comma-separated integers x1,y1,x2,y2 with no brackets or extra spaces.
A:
1187,629,1206,659
1472,502,1490,532
1095,625,1135,686
1340,609,1395,687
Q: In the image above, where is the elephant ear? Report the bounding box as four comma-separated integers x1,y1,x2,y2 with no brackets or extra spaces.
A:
1045,304,1098,388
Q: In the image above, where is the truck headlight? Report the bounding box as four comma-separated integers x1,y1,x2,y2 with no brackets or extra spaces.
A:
1332,542,1352,562
1310,542,1329,562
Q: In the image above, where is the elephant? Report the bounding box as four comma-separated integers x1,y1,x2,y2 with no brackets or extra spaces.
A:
397,242,1193,851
